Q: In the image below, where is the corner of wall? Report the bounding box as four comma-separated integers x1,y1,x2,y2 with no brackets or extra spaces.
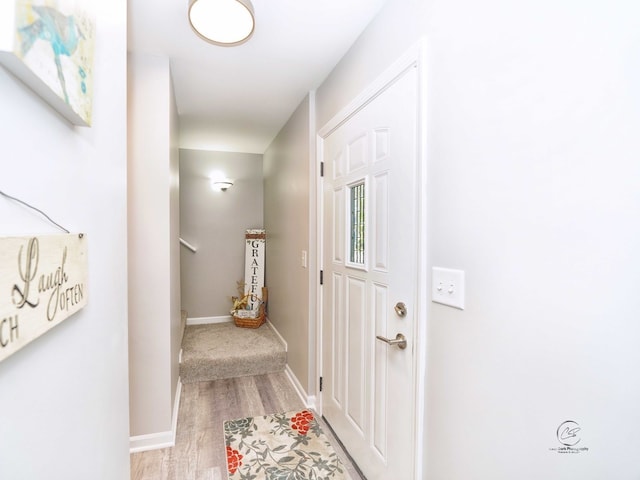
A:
130,377,182,453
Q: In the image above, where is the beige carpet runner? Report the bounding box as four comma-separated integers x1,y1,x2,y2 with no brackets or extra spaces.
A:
224,409,351,479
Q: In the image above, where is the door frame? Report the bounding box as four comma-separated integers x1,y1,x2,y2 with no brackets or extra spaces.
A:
312,40,428,479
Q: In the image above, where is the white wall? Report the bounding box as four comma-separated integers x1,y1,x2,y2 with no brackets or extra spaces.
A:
424,1,640,477
0,2,130,478
263,95,312,394
315,0,640,478
169,68,182,419
315,0,423,128
128,53,181,441
180,149,264,318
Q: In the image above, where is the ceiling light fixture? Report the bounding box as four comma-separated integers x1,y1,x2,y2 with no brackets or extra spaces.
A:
188,0,255,47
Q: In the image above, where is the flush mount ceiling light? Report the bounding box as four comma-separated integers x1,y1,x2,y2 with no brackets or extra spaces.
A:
188,0,255,46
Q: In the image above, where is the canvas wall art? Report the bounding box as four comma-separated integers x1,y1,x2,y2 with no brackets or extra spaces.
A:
0,0,95,126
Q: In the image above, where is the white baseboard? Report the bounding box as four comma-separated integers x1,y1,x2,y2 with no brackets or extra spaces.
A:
129,377,183,453
186,315,232,325
266,319,288,352
171,377,182,442
285,365,315,410
129,430,174,453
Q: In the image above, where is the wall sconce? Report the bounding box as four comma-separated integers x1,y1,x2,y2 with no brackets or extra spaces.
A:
188,0,255,47
211,180,234,192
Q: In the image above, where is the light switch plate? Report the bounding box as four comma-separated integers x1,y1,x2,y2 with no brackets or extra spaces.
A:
432,267,465,309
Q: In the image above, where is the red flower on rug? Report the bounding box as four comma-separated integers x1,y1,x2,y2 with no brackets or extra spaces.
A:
226,445,243,474
291,410,314,435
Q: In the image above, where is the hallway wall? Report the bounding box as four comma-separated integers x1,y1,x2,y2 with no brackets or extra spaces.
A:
128,53,182,441
314,0,640,478
180,149,264,318
263,95,313,394
0,2,130,478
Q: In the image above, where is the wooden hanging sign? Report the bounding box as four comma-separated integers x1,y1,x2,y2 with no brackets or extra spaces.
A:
244,229,265,310
0,234,88,362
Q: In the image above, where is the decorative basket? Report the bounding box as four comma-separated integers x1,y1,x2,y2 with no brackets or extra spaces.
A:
233,287,267,329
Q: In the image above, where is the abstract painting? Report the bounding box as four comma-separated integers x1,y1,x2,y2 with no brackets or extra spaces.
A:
0,0,95,126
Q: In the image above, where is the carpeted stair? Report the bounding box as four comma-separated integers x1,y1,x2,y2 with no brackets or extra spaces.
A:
180,322,287,383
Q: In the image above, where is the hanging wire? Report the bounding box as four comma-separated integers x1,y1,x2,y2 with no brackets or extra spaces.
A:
0,189,70,234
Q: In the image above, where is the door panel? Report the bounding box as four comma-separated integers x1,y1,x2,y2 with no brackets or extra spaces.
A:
333,188,345,263
346,275,366,432
373,172,389,271
372,282,389,458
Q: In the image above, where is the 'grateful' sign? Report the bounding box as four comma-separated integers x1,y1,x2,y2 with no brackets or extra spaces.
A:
0,234,88,362
244,229,265,310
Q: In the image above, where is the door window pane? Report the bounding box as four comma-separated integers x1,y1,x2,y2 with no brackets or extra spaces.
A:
350,182,365,264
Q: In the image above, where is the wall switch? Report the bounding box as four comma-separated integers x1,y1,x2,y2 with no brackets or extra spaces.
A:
432,267,465,309
301,250,308,268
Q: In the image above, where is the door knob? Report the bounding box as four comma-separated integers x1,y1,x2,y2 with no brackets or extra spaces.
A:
375,333,407,350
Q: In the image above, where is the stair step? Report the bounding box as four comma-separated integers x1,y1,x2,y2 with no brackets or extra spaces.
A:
180,322,286,383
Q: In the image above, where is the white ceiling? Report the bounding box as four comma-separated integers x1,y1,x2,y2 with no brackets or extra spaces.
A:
128,0,387,154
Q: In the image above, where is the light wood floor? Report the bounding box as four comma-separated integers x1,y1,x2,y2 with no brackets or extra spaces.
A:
130,372,362,480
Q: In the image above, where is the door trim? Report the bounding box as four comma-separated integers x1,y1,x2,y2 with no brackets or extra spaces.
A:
313,39,428,480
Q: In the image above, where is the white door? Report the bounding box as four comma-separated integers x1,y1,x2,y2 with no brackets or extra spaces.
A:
321,65,419,479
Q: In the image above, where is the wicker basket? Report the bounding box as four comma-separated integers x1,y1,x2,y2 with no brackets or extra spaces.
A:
233,287,267,329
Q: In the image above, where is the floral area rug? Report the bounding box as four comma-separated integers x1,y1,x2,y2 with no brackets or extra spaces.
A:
224,409,350,480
